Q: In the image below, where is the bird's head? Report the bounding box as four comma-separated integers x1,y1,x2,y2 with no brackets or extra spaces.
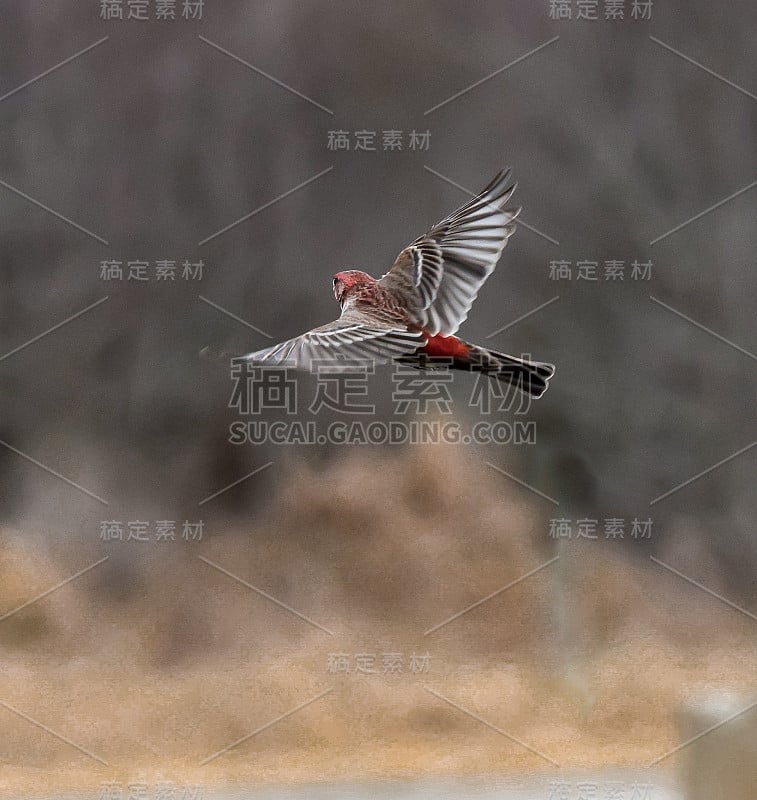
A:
333,270,373,304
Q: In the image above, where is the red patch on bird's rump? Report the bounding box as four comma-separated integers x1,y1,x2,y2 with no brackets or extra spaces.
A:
421,334,471,360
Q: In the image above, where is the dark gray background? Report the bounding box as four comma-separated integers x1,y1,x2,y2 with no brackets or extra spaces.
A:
2,1,755,585
0,2,756,792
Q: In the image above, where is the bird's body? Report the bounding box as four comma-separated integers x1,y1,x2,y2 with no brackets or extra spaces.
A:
244,169,555,398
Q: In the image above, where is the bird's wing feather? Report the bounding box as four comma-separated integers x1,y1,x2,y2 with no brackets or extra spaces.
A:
241,306,423,370
379,168,519,336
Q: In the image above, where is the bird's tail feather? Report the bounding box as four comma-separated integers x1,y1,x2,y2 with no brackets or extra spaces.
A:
460,343,555,398
399,343,554,398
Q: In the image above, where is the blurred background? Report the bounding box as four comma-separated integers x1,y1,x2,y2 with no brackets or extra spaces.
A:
0,1,755,796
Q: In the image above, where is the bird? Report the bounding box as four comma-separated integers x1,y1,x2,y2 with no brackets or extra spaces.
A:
242,169,555,398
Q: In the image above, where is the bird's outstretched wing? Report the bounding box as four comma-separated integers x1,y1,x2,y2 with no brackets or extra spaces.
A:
241,306,423,370
379,168,520,337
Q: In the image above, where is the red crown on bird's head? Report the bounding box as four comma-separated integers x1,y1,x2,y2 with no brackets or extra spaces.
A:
333,269,373,287
332,269,374,303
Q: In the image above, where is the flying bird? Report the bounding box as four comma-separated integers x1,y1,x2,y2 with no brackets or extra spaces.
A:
243,169,555,397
